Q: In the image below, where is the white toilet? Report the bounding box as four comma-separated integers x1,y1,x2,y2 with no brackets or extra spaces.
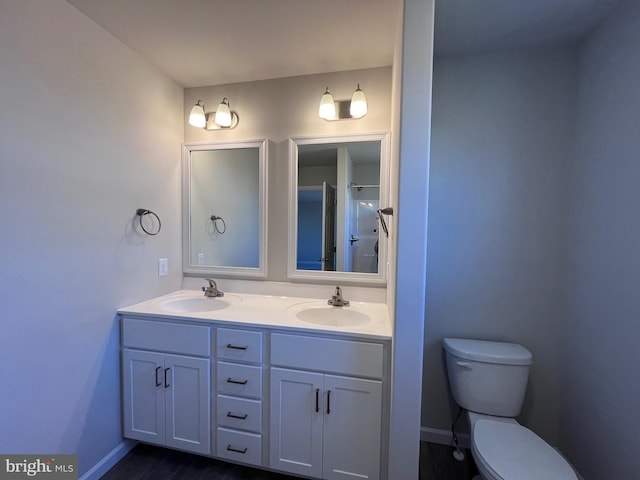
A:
443,338,578,480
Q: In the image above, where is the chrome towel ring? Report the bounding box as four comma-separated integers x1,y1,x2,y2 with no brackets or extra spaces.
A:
210,215,226,234
136,208,161,235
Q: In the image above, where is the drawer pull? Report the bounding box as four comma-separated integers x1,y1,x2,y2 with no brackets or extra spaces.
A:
226,411,248,420
226,343,248,350
226,445,248,454
227,377,248,385
155,366,162,387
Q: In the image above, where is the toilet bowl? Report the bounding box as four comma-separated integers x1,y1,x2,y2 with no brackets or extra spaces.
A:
443,338,577,480
468,412,577,480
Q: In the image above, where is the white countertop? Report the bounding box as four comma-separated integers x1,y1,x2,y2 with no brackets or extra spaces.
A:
118,290,392,340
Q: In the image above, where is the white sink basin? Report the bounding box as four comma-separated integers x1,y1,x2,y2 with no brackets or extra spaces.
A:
289,303,372,327
158,294,240,313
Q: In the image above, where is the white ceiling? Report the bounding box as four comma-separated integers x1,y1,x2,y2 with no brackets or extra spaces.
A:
66,0,624,88
66,0,401,88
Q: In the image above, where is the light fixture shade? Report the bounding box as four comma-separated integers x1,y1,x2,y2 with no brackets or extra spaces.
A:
188,100,206,128
215,98,232,127
319,87,336,120
350,84,368,118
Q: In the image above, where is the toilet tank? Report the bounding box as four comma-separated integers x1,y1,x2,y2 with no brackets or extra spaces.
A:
443,338,533,417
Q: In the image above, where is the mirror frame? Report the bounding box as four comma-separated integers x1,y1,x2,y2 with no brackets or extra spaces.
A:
288,132,390,285
182,139,268,278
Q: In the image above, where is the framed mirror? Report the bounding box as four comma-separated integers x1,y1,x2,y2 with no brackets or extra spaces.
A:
288,132,390,284
182,140,267,278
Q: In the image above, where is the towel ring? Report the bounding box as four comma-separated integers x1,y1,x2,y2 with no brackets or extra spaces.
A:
210,215,226,234
136,208,161,236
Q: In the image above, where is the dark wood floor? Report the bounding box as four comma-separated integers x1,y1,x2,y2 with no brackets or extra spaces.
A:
419,442,478,480
100,442,478,480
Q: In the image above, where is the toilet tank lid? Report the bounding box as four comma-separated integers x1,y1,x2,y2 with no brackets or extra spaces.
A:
443,338,532,365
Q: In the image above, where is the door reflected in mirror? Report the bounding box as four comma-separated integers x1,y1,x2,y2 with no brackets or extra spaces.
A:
289,133,389,284
182,140,267,278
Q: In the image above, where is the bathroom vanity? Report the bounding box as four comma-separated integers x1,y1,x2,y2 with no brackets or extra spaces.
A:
119,290,391,480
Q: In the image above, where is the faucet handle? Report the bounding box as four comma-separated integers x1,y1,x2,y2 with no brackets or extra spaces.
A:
205,278,216,288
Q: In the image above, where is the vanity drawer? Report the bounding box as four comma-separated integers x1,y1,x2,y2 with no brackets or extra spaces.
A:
216,428,262,467
217,362,262,398
217,395,262,433
217,328,263,363
271,333,384,379
122,318,210,356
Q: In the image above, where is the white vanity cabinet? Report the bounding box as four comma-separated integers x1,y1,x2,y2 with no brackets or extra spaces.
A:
118,308,390,479
121,318,211,455
270,333,385,480
214,327,264,467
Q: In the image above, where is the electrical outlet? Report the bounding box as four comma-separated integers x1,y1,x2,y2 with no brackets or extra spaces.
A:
158,258,168,277
197,253,205,266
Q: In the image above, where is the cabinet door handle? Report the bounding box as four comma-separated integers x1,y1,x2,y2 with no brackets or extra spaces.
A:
226,377,248,385
315,388,320,413
226,412,248,420
155,366,162,387
226,445,248,454
164,368,170,388
327,390,331,414
226,343,248,350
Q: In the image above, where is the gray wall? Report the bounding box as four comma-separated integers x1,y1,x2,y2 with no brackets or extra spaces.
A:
424,47,579,445
0,0,183,476
561,2,640,478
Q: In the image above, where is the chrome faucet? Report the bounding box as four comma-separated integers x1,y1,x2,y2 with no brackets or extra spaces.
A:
327,286,350,307
202,278,224,297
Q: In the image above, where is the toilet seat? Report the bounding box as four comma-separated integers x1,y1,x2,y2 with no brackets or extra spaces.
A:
472,419,577,480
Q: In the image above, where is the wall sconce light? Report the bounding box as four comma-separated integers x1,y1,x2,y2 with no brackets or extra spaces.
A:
319,88,336,120
318,85,368,121
350,84,368,119
188,98,239,130
189,100,206,128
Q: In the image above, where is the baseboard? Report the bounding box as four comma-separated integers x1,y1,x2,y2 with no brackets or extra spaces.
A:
80,440,137,480
420,426,470,449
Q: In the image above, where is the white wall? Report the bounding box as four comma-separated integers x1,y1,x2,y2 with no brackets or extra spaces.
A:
0,0,183,476
424,47,579,445
184,68,392,283
388,0,433,477
561,1,640,478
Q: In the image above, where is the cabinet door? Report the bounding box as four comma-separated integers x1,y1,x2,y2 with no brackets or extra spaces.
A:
164,354,211,454
270,368,324,478
122,349,165,444
323,375,383,480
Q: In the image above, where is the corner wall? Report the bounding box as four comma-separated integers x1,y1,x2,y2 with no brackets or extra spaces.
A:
388,0,434,477
561,2,640,477
0,1,183,475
